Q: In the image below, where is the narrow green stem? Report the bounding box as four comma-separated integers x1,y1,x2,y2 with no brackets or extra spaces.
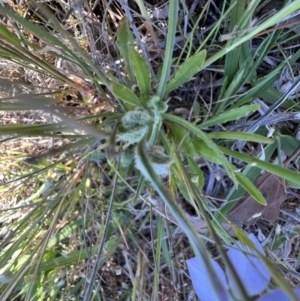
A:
148,111,162,146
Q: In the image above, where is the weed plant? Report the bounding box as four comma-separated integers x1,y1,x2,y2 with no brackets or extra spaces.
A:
0,0,300,300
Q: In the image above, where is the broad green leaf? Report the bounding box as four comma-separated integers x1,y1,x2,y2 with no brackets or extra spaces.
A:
164,113,238,187
172,147,208,219
193,138,221,164
111,82,141,106
219,145,300,184
165,120,221,163
207,132,273,144
235,172,266,205
164,120,197,157
202,104,259,127
116,17,135,81
131,50,151,102
165,50,206,96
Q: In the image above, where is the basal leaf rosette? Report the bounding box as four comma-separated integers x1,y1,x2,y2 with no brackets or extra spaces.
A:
118,109,152,144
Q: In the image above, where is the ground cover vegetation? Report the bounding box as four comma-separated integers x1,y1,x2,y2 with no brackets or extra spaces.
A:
0,0,300,300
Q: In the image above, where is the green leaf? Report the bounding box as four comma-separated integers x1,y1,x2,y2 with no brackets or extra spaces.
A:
171,165,190,201
222,1,245,84
235,172,266,205
165,121,221,163
111,82,141,106
202,104,259,127
222,67,246,100
0,123,60,136
164,120,197,157
207,132,273,144
198,3,300,91
219,145,300,184
280,134,300,156
186,156,204,190
156,0,179,99
165,50,206,96
258,85,300,111
116,17,135,81
164,113,238,187
193,138,221,164
214,143,277,222
0,23,22,47
267,231,298,251
131,50,151,102
287,180,300,189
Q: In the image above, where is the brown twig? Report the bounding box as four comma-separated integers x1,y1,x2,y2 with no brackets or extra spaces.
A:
284,146,300,167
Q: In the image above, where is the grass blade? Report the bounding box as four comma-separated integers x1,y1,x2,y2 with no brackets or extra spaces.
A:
156,0,179,99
